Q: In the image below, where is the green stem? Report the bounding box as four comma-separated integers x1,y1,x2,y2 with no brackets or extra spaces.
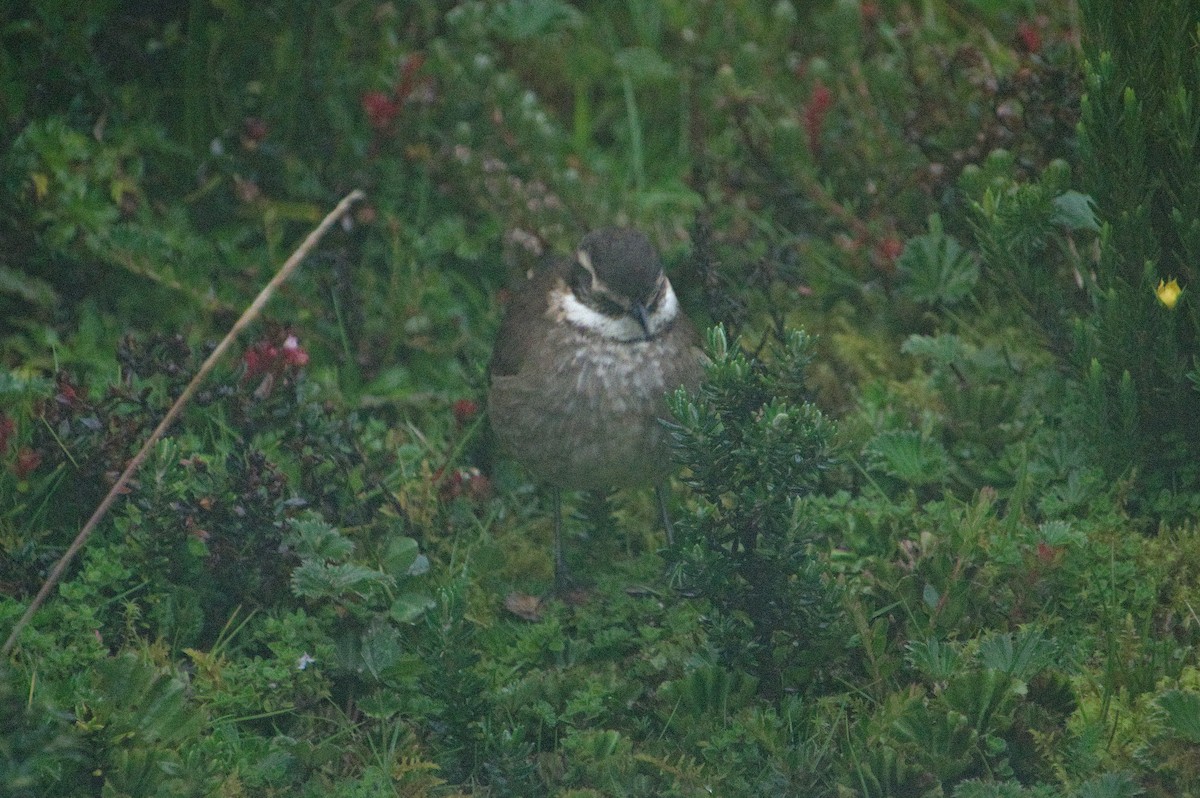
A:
622,73,645,193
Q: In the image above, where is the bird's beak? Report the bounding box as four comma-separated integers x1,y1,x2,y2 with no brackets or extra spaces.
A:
632,302,651,340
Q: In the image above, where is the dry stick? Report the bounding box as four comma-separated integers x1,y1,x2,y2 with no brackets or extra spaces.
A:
1,189,365,659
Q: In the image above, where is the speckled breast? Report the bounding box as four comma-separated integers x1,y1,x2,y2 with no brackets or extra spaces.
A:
488,325,704,491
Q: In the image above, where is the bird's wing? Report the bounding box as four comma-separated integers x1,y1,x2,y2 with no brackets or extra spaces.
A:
488,258,567,378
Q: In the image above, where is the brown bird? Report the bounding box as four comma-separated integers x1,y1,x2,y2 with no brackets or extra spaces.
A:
488,228,706,592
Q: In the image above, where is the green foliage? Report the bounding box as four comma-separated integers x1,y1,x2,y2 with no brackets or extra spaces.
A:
0,665,83,797
4,0,1200,796
667,325,841,688
78,654,210,796
1071,0,1200,513
899,214,980,307
962,153,1096,350
865,428,951,488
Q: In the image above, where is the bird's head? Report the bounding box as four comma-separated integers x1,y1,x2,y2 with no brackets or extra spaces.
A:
567,228,675,341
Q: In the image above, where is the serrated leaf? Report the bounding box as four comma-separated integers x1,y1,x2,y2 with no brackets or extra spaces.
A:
1158,689,1200,743
357,689,407,720
902,333,969,365
977,628,1055,679
1076,772,1142,798
287,515,354,561
899,214,979,305
907,637,961,681
359,620,405,681
290,562,392,600
866,429,949,485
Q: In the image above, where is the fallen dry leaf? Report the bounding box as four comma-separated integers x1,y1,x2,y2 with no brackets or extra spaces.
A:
503,591,546,621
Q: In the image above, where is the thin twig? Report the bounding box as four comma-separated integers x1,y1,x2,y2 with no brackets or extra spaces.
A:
1,189,365,658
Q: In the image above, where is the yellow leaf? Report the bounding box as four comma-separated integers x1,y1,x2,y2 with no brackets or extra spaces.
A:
30,172,49,200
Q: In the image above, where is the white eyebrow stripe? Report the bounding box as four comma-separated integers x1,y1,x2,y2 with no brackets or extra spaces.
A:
576,249,605,294
556,280,680,342
576,249,594,276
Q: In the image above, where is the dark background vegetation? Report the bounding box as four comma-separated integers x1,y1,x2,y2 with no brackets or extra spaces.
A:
3,0,1200,795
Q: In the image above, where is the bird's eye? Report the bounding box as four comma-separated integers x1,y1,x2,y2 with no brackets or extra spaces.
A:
570,263,593,297
644,284,665,313
595,295,627,318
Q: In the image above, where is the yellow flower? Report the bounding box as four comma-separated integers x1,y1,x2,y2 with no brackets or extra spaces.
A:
30,172,49,201
1156,278,1182,309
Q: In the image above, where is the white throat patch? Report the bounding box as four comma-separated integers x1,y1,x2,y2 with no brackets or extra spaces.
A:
555,280,680,342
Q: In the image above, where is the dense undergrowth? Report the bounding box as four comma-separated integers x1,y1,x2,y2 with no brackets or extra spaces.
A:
3,0,1200,795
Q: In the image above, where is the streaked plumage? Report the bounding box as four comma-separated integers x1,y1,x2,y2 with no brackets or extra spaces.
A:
488,228,705,590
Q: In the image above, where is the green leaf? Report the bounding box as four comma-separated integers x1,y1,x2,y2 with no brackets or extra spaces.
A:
1157,689,1200,743
0,266,57,307
899,214,980,305
613,46,676,83
1052,190,1101,231
381,535,420,578
389,592,436,624
866,429,950,486
1076,772,1142,798
287,515,355,562
901,333,969,365
290,562,392,601
977,628,1056,679
357,688,407,720
907,637,961,681
358,620,406,681
489,0,582,39
942,667,1016,734
954,779,1058,798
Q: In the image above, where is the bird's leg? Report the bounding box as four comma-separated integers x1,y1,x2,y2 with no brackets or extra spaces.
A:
656,482,675,547
552,486,571,593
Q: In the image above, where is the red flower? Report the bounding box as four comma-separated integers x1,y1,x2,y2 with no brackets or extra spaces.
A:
464,471,492,502
436,466,491,503
452,398,479,427
393,52,427,106
241,116,269,151
242,332,310,397
362,91,401,131
14,447,41,479
243,340,279,382
243,117,269,140
804,80,834,155
874,236,904,273
1016,21,1042,54
55,375,86,408
1035,541,1062,564
280,335,309,367
362,54,427,135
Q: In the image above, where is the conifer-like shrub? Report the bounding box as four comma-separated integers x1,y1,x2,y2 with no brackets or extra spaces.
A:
666,326,841,691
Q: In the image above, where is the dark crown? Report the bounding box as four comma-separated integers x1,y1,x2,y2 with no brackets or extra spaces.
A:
577,227,663,303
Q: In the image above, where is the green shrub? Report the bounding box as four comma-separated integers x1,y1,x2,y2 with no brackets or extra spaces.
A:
6,1,1200,795
1074,0,1200,514
666,326,842,692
